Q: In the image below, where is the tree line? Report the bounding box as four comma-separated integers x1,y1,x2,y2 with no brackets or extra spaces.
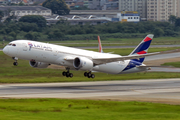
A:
0,15,180,41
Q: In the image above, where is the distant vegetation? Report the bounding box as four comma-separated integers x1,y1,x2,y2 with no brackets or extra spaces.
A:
42,0,70,15
0,15,180,41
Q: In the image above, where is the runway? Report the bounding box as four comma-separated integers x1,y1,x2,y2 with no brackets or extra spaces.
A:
0,79,180,104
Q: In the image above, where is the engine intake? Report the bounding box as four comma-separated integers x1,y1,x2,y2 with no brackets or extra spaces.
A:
29,60,50,68
73,57,93,70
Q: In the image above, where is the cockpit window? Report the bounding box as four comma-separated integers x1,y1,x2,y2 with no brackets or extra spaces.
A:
7,43,16,46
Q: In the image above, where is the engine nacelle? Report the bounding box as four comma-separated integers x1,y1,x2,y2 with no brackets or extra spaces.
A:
73,57,93,70
29,60,50,68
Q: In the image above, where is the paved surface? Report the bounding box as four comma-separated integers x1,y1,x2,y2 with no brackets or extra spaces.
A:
150,67,180,72
0,79,180,104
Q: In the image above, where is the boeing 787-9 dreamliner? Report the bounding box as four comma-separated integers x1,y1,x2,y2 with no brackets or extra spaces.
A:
3,34,159,78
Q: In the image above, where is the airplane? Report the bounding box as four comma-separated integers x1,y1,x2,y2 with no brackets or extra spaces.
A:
3,34,159,78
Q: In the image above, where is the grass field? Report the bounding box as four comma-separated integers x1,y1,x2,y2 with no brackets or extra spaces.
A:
1,46,180,83
0,99,180,120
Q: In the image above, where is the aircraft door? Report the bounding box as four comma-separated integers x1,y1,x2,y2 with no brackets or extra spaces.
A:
22,43,28,51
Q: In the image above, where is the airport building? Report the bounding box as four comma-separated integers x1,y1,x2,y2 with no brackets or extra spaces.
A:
70,10,140,23
0,6,52,17
147,0,180,21
70,10,121,18
46,15,111,25
0,0,8,5
117,11,140,23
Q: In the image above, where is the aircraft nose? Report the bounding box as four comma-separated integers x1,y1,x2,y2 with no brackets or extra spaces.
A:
3,46,9,54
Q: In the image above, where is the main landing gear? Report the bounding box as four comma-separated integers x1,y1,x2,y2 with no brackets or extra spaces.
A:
62,68,73,78
84,71,95,78
12,57,18,66
62,68,95,78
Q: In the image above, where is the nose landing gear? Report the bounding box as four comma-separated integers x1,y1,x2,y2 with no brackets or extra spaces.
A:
12,57,18,66
13,61,18,66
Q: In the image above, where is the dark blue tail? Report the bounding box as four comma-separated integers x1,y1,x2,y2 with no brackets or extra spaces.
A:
129,34,154,63
123,34,154,71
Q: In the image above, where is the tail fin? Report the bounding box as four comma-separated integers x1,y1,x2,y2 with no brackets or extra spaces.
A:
98,36,103,53
97,36,114,54
129,34,154,63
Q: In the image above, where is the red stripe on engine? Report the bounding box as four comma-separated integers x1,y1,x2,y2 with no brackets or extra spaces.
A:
144,37,152,42
137,51,147,54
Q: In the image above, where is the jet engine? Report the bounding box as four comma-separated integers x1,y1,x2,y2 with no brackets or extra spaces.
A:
29,60,50,68
73,57,93,70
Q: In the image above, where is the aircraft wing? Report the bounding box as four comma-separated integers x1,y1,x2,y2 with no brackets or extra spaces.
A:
63,49,180,65
92,52,160,65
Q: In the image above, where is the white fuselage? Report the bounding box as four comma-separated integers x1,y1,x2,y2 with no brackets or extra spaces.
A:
3,40,147,74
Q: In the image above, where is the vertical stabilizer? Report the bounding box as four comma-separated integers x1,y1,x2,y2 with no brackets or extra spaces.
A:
129,34,154,63
122,34,154,72
98,36,103,53
130,34,154,55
